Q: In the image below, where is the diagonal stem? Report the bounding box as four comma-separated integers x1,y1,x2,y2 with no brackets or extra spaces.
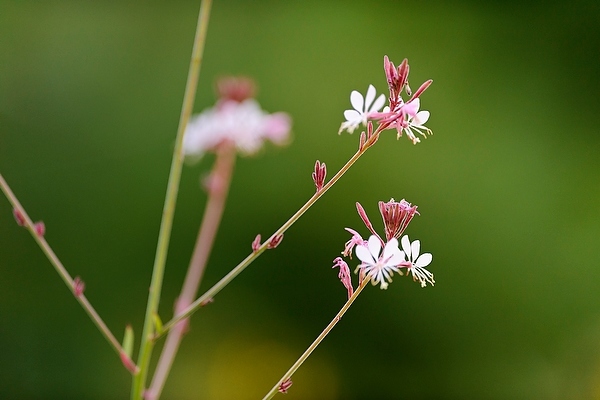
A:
262,276,370,400
0,173,136,371
157,130,383,337
131,0,212,398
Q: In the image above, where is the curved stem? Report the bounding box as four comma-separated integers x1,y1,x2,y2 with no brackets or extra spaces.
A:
157,130,382,337
0,173,134,370
131,1,212,398
146,144,236,400
262,277,370,400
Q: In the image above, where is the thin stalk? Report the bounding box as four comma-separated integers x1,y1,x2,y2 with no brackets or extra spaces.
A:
147,144,236,400
131,1,212,399
262,277,370,400
0,173,135,369
158,129,383,336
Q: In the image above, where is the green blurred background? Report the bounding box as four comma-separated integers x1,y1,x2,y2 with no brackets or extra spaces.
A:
2,0,600,399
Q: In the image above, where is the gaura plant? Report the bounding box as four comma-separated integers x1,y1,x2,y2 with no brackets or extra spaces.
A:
0,1,436,398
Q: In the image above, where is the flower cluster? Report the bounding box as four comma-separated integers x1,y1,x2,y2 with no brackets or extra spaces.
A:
334,199,434,291
339,56,433,144
183,77,292,158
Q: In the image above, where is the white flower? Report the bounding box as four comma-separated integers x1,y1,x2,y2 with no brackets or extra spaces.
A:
399,235,434,287
398,98,431,144
183,99,291,158
338,85,386,134
355,235,404,289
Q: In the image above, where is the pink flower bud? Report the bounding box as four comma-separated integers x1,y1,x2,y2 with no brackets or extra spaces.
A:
215,76,256,103
410,79,433,101
312,160,327,192
13,208,26,226
73,276,85,297
252,234,261,252
278,378,293,394
355,202,380,240
267,233,284,249
34,221,45,237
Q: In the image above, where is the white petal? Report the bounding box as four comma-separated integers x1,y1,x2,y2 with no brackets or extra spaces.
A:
356,244,376,265
343,109,361,123
369,94,386,113
413,110,430,126
382,239,402,265
415,253,432,268
367,235,382,259
411,240,421,260
400,235,411,259
364,85,376,110
350,91,364,112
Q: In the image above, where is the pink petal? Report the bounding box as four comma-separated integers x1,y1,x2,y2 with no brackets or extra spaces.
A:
403,98,420,117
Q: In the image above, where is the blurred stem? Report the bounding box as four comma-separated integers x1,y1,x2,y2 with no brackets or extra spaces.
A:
131,1,212,399
147,144,236,400
157,128,384,337
0,173,136,370
262,276,370,400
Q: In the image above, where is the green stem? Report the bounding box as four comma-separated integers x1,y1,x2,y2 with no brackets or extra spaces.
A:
147,144,236,400
262,277,370,400
131,1,212,398
0,173,135,370
157,130,382,337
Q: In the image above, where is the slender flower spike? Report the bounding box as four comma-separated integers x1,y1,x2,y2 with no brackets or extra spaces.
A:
332,257,354,299
338,85,386,134
355,236,405,290
399,235,434,287
379,198,419,241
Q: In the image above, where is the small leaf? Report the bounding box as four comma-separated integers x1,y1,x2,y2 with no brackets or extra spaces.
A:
152,313,163,336
122,325,134,359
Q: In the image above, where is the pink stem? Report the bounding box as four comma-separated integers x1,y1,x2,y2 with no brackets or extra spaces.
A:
147,143,236,400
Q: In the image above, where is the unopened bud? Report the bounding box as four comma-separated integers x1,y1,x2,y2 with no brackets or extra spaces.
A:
73,276,85,297
13,208,26,226
34,221,45,237
252,234,261,252
215,76,256,103
278,378,293,394
267,233,284,249
312,160,327,192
